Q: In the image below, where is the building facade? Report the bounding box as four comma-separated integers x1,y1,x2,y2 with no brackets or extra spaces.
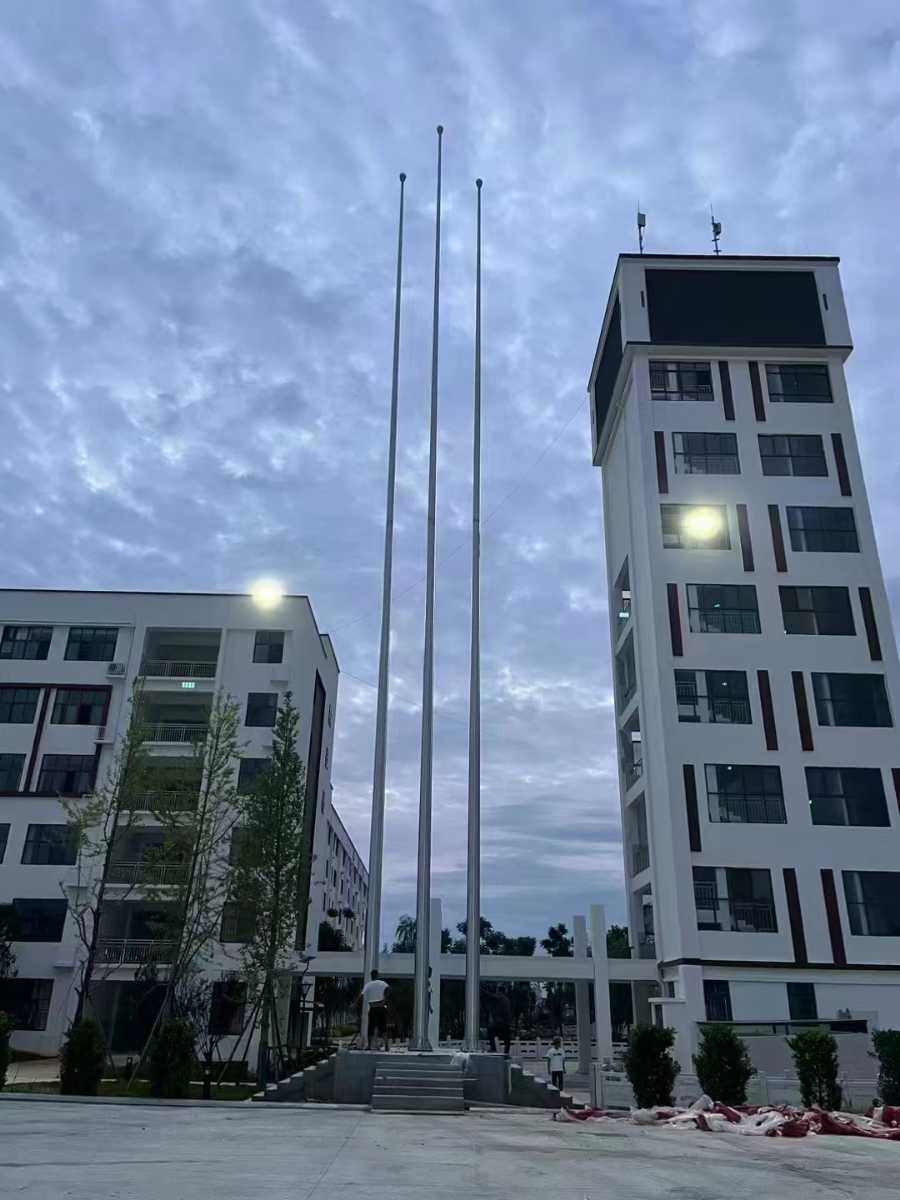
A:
588,255,900,1059
0,589,366,1058
322,807,368,951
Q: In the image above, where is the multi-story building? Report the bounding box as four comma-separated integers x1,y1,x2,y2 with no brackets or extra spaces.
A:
588,255,900,1059
322,806,368,951
0,589,365,1059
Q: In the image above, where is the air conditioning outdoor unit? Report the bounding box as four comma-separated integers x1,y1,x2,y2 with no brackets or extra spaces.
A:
107,662,127,677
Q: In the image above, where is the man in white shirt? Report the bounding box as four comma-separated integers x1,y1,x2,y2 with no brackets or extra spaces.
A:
545,1036,566,1093
358,970,390,1051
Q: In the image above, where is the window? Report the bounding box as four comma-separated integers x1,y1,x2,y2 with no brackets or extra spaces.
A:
209,979,247,1036
0,753,25,791
0,625,52,660
10,898,68,942
64,626,118,662
703,980,732,1022
812,673,892,728
649,360,713,402
51,688,107,725
705,764,786,824
806,767,890,827
237,757,270,793
614,559,631,631
843,871,900,936
676,670,751,725
661,504,730,550
36,754,96,796
693,866,777,932
687,584,760,635
21,824,78,865
0,686,41,723
780,587,854,636
228,827,260,867
246,692,278,727
787,507,859,553
765,363,832,403
253,630,285,664
0,823,8,862
220,902,256,943
615,635,637,708
759,434,827,477
787,982,818,1021
672,432,740,475
0,979,53,1030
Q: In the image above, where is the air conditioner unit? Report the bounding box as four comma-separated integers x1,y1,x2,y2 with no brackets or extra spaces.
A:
107,662,127,677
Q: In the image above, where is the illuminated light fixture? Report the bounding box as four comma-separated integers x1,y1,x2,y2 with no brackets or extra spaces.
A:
181,681,196,690
682,507,723,542
250,578,284,610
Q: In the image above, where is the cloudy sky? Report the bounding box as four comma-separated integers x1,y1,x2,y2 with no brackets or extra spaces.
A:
3,1,900,944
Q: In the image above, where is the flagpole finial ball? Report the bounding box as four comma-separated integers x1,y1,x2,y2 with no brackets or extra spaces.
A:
400,172,407,182
436,124,444,135
476,178,483,188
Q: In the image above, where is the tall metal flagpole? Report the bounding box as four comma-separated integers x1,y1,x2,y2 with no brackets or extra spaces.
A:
463,179,483,1052
412,125,443,1050
363,172,406,1025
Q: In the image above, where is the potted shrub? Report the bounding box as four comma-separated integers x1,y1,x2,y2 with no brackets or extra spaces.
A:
693,1024,754,1104
622,1024,680,1108
871,1029,900,1105
787,1027,841,1110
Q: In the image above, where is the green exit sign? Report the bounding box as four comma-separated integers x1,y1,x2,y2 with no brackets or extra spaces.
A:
181,681,196,689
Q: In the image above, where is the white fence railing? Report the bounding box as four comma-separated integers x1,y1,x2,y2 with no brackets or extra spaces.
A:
591,1066,879,1112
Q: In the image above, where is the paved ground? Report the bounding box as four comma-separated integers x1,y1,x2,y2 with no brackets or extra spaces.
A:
1,1099,898,1199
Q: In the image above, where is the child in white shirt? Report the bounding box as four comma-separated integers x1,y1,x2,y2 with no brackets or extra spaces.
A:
545,1036,566,1092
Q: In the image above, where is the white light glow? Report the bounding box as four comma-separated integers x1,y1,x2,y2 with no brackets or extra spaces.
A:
682,507,723,542
250,578,284,610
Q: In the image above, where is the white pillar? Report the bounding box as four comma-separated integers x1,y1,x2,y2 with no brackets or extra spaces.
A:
589,904,613,1062
428,897,442,1049
573,914,592,1074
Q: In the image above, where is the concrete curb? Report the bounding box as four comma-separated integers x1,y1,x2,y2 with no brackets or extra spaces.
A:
0,1091,373,1112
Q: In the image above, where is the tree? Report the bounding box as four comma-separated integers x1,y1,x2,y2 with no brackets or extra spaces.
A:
787,1027,842,1110
229,692,310,1084
606,925,630,959
0,1012,11,1090
60,1019,107,1096
392,914,417,953
623,1024,680,1108
541,923,574,1035
149,1016,195,1098
0,906,16,983
871,1029,900,1105
693,1024,754,1104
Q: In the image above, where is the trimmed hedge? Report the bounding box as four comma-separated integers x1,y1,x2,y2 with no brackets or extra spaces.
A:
622,1024,680,1108
60,1020,107,1096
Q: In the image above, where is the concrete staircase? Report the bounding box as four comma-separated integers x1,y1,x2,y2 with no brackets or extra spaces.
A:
370,1054,465,1113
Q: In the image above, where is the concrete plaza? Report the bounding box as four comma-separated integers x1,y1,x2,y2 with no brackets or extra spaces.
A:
2,1099,899,1200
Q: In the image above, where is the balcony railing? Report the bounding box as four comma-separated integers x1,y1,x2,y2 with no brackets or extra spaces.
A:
694,887,777,933
637,935,656,959
710,795,787,824
144,723,208,744
624,758,643,788
107,861,188,886
130,791,199,813
677,687,751,725
631,844,650,875
141,659,217,679
97,938,176,966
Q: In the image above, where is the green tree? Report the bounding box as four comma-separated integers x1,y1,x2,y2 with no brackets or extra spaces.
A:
693,1024,754,1104
606,924,631,959
149,1016,195,1098
230,693,309,1085
0,905,16,982
0,1011,11,1090
872,1029,900,1105
60,1019,107,1096
787,1027,842,1109
623,1024,680,1108
541,923,574,1035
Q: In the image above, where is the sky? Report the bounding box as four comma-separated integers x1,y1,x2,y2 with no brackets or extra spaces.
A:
2,0,900,945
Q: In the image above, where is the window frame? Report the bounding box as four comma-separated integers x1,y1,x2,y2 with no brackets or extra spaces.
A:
759,433,827,478
676,669,751,725
64,626,118,662
0,978,53,1030
0,686,41,724
252,630,285,664
0,753,26,792
51,688,108,726
649,360,714,402
705,763,786,824
36,754,97,797
780,586,855,636
661,504,731,551
687,583,761,635
245,692,278,728
806,767,890,827
786,506,859,553
237,757,270,793
10,898,68,943
765,362,833,404
672,431,740,475
0,625,53,661
703,979,733,1022
0,823,8,863
843,871,900,937
787,982,818,1021
812,672,892,728
21,824,78,866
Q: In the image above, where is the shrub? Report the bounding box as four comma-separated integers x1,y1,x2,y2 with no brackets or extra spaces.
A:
693,1024,754,1104
60,1019,107,1096
149,1017,195,1098
871,1029,900,1105
0,1011,12,1089
622,1024,680,1108
787,1027,841,1110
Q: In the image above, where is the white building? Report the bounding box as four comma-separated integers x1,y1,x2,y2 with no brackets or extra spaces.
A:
0,589,366,1059
322,806,368,951
588,254,900,1061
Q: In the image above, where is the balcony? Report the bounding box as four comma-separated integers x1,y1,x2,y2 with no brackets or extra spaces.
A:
694,885,777,933
140,629,220,681
107,861,188,887
677,685,751,725
97,938,176,966
141,660,217,679
712,795,786,824
637,935,656,960
130,790,199,813
144,723,208,744
631,844,650,875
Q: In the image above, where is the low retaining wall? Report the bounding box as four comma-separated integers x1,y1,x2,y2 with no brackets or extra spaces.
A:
592,1067,879,1112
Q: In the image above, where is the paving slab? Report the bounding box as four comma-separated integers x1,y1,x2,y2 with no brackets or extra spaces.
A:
0,1099,898,1200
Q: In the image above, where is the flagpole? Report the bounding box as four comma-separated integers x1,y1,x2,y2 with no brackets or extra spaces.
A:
412,125,443,1050
463,178,483,1052
363,172,406,1025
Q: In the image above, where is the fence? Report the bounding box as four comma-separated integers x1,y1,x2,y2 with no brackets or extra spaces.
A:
591,1066,879,1112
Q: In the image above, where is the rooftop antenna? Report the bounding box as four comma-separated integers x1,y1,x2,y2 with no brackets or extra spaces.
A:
637,208,646,254
710,206,722,255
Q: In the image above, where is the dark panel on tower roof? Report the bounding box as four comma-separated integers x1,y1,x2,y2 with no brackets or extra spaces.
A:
593,296,622,440
645,269,826,347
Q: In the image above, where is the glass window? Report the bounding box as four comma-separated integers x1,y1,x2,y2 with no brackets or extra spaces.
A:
661,504,730,550
0,753,26,791
0,823,8,862
676,670,751,725
0,686,41,724
21,824,78,865
693,867,776,932
787,982,818,1020
51,688,107,725
10,898,68,942
812,673,892,728
64,626,118,662
219,902,256,943
705,763,786,824
237,757,270,793
843,871,900,936
649,360,714,401
36,754,96,796
253,631,285,664
780,587,854,636
613,559,631,631
687,584,760,634
0,625,52,660
759,434,827,477
209,979,246,1036
765,363,832,403
703,980,732,1022
245,692,278,728
0,979,53,1030
806,767,890,827
615,634,637,709
672,432,740,475
787,507,859,553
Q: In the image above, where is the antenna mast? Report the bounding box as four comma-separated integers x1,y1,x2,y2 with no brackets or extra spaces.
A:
711,207,722,255
637,209,646,254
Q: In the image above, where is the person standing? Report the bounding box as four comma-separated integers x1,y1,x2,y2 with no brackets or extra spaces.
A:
358,971,390,1051
545,1036,566,1093
488,990,512,1055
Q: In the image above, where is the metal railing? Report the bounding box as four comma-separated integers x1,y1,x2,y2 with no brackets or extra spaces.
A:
637,936,656,959
141,659,217,678
631,845,650,875
689,609,760,635
710,795,787,824
130,790,199,813
107,861,188,886
677,686,751,724
144,723,208,744
694,887,777,932
624,758,643,788
97,938,176,966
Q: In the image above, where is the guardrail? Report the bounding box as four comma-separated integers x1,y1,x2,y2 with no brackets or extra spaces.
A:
130,791,199,812
144,723,208,744
107,861,188,886
97,938,176,966
141,660,217,678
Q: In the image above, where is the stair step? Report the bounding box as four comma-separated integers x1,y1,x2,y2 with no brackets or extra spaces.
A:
374,1083,463,1095
371,1093,465,1112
